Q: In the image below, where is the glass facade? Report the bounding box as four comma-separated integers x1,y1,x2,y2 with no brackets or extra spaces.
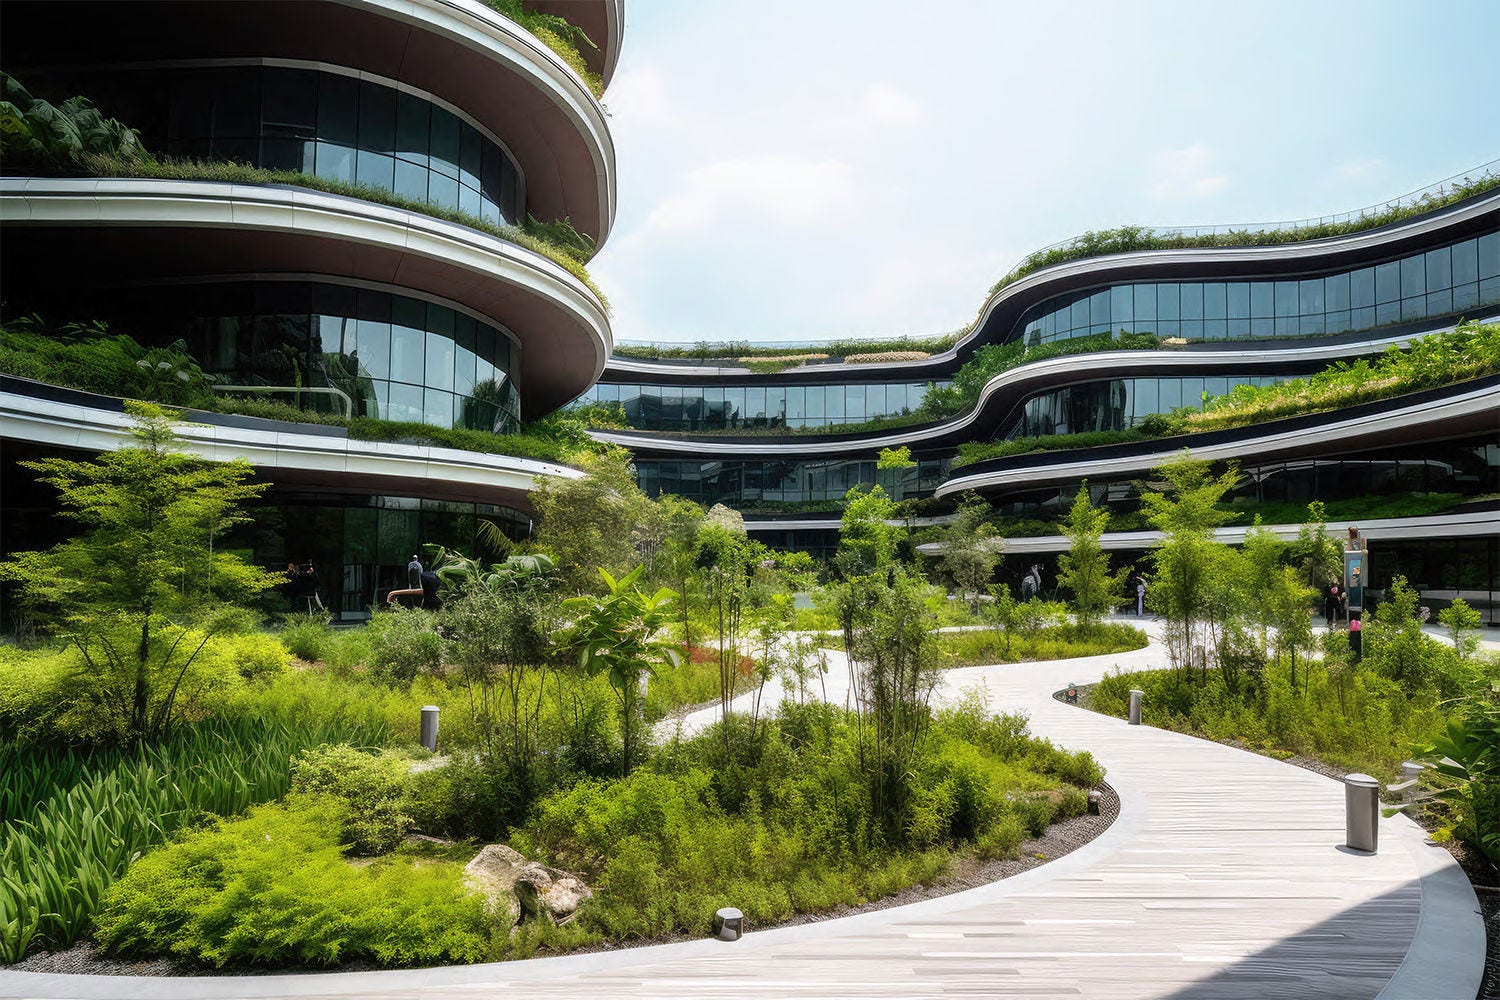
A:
1009,374,1286,438
114,281,520,433
634,453,952,508
78,65,524,226
573,381,946,432
232,492,531,620
1013,231,1500,345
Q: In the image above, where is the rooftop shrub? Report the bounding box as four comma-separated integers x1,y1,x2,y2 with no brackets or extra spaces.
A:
478,0,604,98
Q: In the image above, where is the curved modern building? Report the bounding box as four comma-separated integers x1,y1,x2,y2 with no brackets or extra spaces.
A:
0,0,621,617
575,179,1500,617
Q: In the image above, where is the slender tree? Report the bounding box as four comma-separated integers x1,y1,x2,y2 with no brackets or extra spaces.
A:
0,402,274,743
940,494,1004,613
1057,483,1122,628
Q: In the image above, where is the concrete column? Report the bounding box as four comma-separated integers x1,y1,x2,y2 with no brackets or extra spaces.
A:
1344,773,1380,853
420,705,440,751
1128,689,1144,726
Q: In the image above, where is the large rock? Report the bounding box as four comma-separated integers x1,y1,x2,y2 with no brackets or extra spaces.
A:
463,844,592,927
515,861,593,925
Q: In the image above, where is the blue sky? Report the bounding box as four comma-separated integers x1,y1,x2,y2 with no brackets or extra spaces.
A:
588,0,1500,346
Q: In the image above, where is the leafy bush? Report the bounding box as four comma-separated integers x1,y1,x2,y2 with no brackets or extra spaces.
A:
936,621,1147,667
93,799,489,968
365,607,446,688
290,744,413,855
280,614,335,662
202,631,291,681
0,317,215,407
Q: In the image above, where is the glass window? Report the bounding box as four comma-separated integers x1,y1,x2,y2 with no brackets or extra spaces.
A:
1134,284,1156,322
1158,379,1182,412
745,386,766,422
358,80,395,152
429,107,460,178
388,381,423,423
1479,232,1500,279
1298,278,1324,316
1400,255,1426,299
394,159,427,202
354,307,390,381
1089,289,1111,328
1226,282,1250,320
1069,295,1090,333
826,385,845,421
804,385,825,421
1110,285,1133,327
395,92,430,164
847,383,866,421
1325,272,1350,312
1350,267,1375,308
425,330,455,392
866,383,886,417
785,386,805,426
424,389,451,427
1250,281,1274,317
1452,239,1479,285
1179,283,1202,320
1274,281,1298,317
428,171,458,208
318,73,359,146
1202,282,1226,320
390,298,426,385
1135,378,1157,416
1426,288,1454,317
1426,246,1452,293
1156,284,1179,321
1375,260,1401,303
261,68,317,138
1325,310,1351,334
1454,281,1480,312
459,123,482,191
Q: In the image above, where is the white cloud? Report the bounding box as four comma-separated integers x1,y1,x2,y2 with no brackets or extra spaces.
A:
856,83,921,127
606,65,672,124
1150,144,1230,199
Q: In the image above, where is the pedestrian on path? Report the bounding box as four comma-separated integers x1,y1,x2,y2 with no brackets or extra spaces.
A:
1136,576,1147,617
1324,583,1344,629
1348,615,1362,660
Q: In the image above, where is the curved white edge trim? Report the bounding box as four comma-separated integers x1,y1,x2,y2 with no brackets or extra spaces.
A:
913,511,1500,556
743,515,953,533
0,392,587,495
1373,813,1486,1000
0,177,613,400
588,326,1472,458
935,381,1500,499
602,0,624,89
345,0,616,245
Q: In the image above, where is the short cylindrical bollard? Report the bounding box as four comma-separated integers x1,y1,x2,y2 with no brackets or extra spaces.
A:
1344,773,1380,853
1087,789,1102,816
712,906,743,942
420,705,440,752
1128,689,1144,725
1401,761,1424,782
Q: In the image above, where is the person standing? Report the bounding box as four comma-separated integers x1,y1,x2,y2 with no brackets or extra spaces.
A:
407,553,423,590
1324,583,1342,629
1136,576,1147,617
1348,615,1362,660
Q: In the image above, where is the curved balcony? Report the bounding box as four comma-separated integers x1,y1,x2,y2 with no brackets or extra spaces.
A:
0,377,582,512
934,375,1500,500
588,321,1473,458
0,0,616,245
0,177,612,418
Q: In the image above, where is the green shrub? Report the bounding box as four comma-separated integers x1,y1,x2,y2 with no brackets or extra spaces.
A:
279,614,335,662
365,607,446,688
202,631,290,681
290,744,414,855
93,799,489,968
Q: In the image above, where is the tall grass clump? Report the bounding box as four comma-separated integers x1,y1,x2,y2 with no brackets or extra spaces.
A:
0,717,383,961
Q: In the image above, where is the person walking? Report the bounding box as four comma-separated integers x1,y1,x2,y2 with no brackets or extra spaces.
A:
406,553,423,590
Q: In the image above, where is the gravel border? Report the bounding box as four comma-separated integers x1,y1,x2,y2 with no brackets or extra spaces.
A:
6,785,1120,977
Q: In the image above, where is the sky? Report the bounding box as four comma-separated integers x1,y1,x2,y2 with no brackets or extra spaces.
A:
587,0,1500,347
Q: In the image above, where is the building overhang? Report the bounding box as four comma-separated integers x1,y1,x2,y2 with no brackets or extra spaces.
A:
0,177,611,418
0,0,616,245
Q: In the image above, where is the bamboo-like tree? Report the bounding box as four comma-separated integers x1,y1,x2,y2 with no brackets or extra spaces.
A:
1057,484,1124,628
940,494,1004,613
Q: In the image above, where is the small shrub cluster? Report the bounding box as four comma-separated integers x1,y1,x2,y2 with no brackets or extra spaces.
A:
290,744,414,855
937,621,1149,667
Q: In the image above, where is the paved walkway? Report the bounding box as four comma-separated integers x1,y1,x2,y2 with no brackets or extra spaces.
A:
1,620,1483,999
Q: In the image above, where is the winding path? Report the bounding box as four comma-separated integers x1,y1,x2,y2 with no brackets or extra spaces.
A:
0,620,1482,999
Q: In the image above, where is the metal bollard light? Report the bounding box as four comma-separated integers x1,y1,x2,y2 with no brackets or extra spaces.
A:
1344,773,1380,853
420,705,440,752
712,906,743,941
1128,689,1144,725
